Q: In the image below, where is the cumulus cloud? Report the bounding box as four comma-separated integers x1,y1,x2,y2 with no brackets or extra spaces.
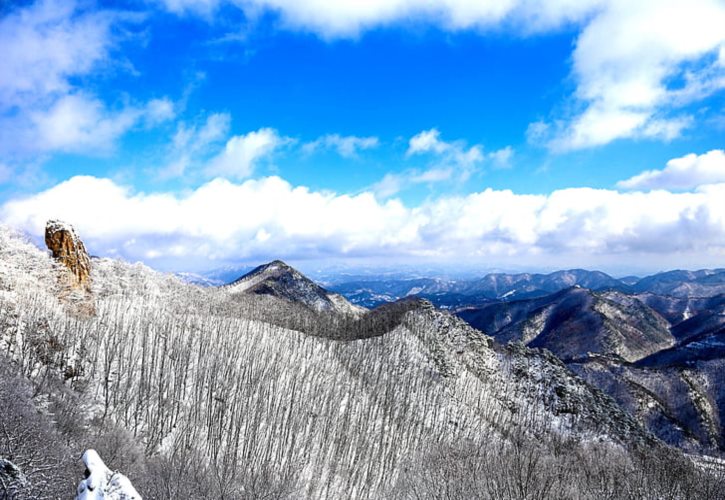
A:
159,1,725,150
160,0,597,37
618,149,725,191
3,169,724,270
205,128,292,179
537,0,725,150
0,0,113,110
0,0,173,160
302,134,379,158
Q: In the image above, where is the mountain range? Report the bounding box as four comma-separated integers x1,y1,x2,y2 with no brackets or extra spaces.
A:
322,268,725,308
456,285,724,453
224,260,725,454
1,222,723,498
204,257,725,455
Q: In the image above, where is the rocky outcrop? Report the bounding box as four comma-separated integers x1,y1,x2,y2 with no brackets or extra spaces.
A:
45,220,92,292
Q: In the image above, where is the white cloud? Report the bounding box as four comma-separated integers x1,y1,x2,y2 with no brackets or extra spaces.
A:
158,113,231,178
28,93,139,154
373,167,454,198
145,98,177,126
205,128,291,179
162,1,725,150
15,93,175,155
407,128,484,172
488,146,514,168
0,1,173,161
302,134,379,158
618,149,725,191
159,0,224,16
544,0,725,150
177,0,599,38
374,129,513,197
0,0,113,110
4,158,724,270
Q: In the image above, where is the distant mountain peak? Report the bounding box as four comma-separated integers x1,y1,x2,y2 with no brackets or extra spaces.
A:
226,259,365,315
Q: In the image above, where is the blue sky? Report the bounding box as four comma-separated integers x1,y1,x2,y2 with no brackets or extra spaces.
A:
1,0,724,274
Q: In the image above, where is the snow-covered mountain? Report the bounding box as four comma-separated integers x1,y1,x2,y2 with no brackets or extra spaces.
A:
632,269,725,297
458,287,675,363
225,259,365,315
329,268,725,308
457,284,725,453
0,223,722,498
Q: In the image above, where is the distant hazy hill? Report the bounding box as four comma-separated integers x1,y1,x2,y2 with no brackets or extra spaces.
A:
328,268,725,308
632,269,725,297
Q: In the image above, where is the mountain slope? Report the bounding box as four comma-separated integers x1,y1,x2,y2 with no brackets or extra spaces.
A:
226,259,365,315
632,293,725,331
632,269,725,297
454,277,724,453
0,223,688,498
570,355,725,452
458,287,674,362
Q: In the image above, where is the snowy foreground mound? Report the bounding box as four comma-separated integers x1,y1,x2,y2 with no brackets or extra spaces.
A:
76,450,141,500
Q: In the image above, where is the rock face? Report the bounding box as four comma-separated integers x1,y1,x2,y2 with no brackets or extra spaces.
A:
45,220,92,292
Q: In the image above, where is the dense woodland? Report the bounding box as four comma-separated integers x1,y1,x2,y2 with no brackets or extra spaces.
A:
0,225,723,499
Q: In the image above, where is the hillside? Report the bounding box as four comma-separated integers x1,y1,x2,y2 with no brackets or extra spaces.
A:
570,355,725,453
0,224,722,498
458,287,675,362
456,283,725,454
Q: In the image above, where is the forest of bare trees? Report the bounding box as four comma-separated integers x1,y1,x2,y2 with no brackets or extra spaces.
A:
0,225,724,499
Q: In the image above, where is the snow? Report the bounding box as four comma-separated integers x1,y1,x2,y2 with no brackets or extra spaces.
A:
76,450,141,500
328,292,367,315
45,219,77,235
0,223,666,498
683,303,693,321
